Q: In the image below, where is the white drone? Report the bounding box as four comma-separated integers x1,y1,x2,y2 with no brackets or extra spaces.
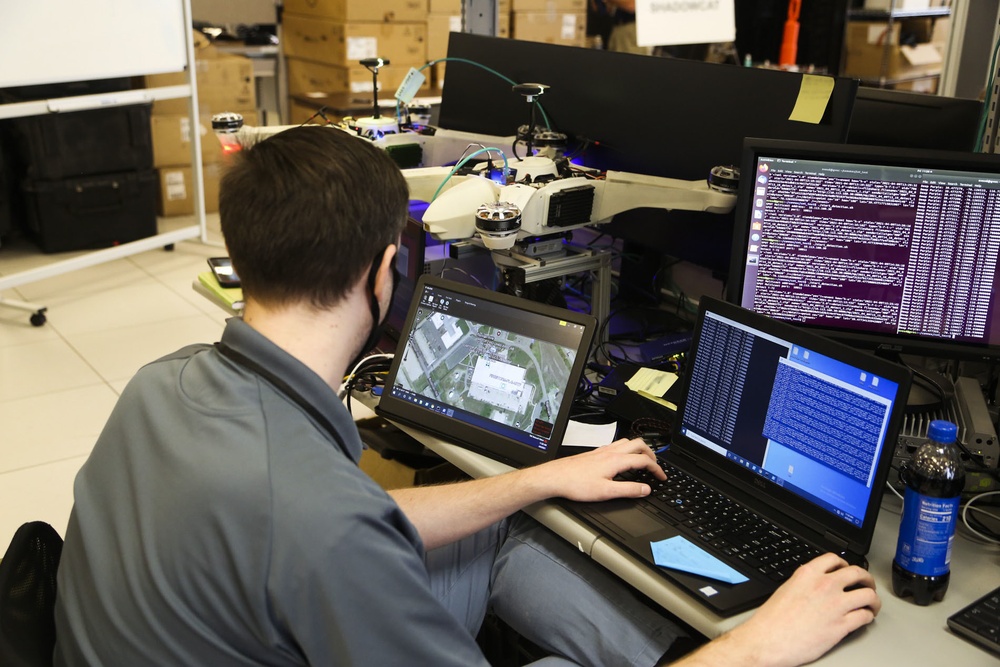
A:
213,65,737,252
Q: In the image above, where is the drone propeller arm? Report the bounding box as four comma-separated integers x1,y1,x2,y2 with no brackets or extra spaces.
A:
402,166,464,203
592,171,737,222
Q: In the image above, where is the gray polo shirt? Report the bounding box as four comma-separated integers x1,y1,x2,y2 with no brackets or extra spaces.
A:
54,318,490,666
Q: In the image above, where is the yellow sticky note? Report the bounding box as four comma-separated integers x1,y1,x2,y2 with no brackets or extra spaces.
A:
636,391,678,412
625,367,678,398
788,74,835,124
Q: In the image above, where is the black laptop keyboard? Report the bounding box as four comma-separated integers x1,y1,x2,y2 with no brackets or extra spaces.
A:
619,459,823,583
947,584,1000,654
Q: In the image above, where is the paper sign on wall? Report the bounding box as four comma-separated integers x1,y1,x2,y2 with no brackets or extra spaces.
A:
347,37,378,61
164,171,187,201
635,0,736,47
562,15,578,40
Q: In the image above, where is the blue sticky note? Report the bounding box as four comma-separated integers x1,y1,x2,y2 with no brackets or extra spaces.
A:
650,536,749,585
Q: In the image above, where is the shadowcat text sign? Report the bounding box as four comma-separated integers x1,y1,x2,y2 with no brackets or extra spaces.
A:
636,0,736,47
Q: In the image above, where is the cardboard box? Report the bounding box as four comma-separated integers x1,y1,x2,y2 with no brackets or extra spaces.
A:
150,111,258,168
290,97,323,125
429,0,461,11
909,16,951,44
157,164,223,216
188,29,220,59
427,14,463,61
359,448,418,489
432,62,446,90
287,58,430,96
283,0,428,23
145,55,256,115
843,20,947,81
282,14,427,67
430,0,510,12
511,11,586,46
513,0,585,10
426,13,508,57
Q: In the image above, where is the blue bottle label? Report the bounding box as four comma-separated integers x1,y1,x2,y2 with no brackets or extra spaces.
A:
895,488,960,577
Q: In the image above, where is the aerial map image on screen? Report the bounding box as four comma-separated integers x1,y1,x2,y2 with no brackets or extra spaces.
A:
396,308,576,436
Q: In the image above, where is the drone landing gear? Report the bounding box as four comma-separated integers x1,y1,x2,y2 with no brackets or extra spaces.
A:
493,241,613,342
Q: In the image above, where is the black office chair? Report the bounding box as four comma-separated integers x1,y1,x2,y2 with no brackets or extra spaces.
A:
0,521,63,667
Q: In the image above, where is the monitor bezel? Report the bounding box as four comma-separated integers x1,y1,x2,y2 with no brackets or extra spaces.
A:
726,138,1000,362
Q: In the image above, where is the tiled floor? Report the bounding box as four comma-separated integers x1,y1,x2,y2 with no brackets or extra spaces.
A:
0,217,230,548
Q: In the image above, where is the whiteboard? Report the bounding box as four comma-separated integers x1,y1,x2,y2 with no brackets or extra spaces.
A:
0,1,188,88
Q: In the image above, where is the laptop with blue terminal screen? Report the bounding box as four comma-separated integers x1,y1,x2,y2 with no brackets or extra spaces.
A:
563,297,911,617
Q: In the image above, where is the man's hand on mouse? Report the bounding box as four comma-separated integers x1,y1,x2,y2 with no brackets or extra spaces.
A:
673,553,880,667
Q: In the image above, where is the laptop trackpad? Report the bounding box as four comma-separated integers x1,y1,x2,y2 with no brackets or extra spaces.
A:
602,505,668,538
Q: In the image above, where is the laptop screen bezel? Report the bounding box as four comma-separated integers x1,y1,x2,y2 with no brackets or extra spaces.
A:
670,297,912,555
377,274,598,468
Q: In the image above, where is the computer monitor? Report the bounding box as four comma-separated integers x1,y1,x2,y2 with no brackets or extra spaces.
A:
727,138,1000,362
848,88,983,153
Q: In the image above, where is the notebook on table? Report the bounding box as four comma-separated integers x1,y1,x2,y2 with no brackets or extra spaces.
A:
563,296,912,617
376,275,597,468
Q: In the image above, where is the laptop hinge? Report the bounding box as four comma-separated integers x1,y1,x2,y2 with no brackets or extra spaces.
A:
672,449,699,465
823,531,851,553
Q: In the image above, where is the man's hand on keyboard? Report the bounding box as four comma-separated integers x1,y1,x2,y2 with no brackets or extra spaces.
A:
537,438,667,503
671,552,880,667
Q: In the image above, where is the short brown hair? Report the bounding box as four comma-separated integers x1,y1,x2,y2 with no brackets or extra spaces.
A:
219,126,408,309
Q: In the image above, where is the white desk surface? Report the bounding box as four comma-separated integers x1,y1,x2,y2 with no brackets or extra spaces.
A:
385,419,1000,666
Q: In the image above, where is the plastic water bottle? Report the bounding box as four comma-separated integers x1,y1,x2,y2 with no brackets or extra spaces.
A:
892,419,965,605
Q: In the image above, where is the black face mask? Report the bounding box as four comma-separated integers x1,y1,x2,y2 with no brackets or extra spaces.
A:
347,246,399,372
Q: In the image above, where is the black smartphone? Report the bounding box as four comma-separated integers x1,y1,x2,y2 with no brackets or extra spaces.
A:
207,257,241,288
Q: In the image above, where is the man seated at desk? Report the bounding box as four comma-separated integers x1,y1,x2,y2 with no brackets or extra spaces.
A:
53,127,880,666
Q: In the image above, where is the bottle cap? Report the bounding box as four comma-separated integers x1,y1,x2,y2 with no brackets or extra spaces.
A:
928,419,958,445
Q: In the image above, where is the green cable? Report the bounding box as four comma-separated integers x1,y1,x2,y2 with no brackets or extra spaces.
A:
395,57,553,129
430,146,510,202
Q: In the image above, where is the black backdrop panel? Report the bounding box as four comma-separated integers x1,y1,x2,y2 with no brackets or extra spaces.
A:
439,33,859,182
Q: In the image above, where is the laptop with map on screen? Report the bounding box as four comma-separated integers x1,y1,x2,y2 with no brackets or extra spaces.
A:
376,275,598,468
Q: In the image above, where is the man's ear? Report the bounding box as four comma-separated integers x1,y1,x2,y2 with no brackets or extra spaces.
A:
373,244,398,303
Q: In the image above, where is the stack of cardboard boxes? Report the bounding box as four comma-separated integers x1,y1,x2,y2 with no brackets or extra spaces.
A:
510,0,587,48
145,34,257,216
282,0,587,108
283,0,430,123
